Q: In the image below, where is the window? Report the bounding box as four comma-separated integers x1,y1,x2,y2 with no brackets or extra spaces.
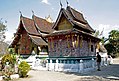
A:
91,45,94,52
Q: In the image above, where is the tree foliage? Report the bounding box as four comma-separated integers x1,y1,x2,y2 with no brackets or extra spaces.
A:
105,30,119,57
104,43,115,55
1,54,17,68
18,61,30,77
0,19,7,55
109,30,119,47
0,19,7,41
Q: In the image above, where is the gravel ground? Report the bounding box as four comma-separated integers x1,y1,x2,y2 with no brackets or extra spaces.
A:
15,58,119,81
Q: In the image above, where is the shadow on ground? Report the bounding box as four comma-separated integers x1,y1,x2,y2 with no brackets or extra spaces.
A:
64,64,119,81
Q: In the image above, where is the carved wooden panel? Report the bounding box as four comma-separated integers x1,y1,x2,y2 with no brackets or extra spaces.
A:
19,30,31,54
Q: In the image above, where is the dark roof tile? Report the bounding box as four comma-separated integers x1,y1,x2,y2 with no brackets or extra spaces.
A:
21,16,40,36
53,6,95,33
29,35,47,46
66,6,87,24
66,6,95,33
10,16,50,47
33,15,54,33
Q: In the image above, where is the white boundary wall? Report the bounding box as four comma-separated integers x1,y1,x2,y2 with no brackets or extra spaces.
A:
19,55,108,72
46,57,108,73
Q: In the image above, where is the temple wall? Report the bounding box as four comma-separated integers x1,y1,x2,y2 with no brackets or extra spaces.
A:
48,34,97,57
19,30,32,54
80,40,89,56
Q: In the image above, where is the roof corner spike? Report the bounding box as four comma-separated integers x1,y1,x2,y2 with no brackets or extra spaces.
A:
32,10,34,15
19,11,22,17
60,0,63,8
66,0,69,7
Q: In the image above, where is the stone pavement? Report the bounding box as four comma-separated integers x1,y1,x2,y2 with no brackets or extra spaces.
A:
15,58,119,81
83,58,119,80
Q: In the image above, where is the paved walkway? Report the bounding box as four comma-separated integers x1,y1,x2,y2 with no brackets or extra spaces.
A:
15,58,119,81
83,58,119,81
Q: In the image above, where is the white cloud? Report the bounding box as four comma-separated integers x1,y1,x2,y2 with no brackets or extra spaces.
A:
97,24,119,38
41,0,50,5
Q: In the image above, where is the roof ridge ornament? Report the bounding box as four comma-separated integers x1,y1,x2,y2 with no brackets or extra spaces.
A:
19,11,23,17
32,10,35,21
60,0,63,8
32,10,34,15
66,0,69,7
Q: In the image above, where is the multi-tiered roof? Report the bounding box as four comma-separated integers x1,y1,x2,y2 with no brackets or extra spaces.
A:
10,15,53,47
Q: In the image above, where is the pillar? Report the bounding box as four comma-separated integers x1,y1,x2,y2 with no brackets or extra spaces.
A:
92,58,95,68
55,59,59,71
79,59,83,73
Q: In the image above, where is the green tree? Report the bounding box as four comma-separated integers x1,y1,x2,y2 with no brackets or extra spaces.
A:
0,19,7,41
104,43,115,55
0,19,7,54
105,30,119,57
109,30,119,55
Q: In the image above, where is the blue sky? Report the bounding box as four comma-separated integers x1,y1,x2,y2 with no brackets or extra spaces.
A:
0,0,119,42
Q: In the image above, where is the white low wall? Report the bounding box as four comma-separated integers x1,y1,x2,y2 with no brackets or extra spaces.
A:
46,57,108,73
20,55,108,72
20,55,47,70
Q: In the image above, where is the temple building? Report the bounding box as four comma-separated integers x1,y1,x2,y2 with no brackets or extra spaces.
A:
10,14,53,57
45,6,101,60
9,4,102,71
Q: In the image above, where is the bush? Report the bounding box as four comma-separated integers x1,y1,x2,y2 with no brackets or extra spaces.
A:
18,61,30,77
1,54,16,69
1,54,17,80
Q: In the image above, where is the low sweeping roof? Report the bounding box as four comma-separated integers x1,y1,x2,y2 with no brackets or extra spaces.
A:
45,28,100,41
10,15,52,47
29,35,47,46
20,16,41,36
33,15,54,33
